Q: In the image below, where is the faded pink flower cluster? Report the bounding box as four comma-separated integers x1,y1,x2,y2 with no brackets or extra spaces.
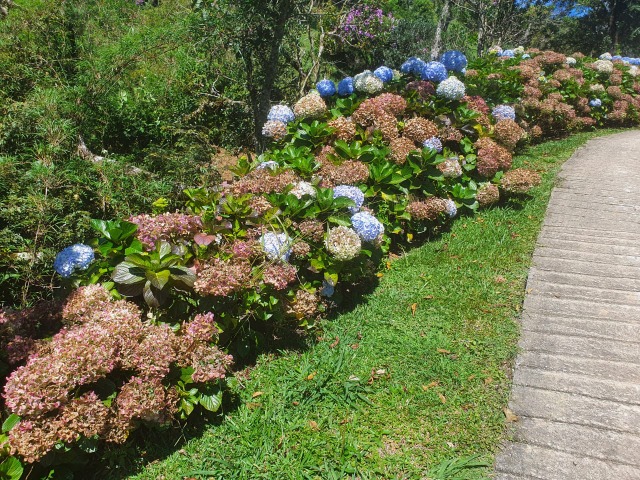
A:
262,263,298,290
0,301,62,365
3,286,232,463
129,212,203,250
194,257,253,297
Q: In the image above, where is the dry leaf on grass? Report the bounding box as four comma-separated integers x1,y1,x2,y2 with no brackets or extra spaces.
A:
504,407,519,422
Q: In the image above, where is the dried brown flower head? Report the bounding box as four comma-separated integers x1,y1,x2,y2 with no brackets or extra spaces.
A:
293,92,328,119
476,183,500,207
494,119,525,151
317,160,370,188
403,117,439,144
500,168,541,194
389,137,419,164
328,116,357,141
406,197,447,221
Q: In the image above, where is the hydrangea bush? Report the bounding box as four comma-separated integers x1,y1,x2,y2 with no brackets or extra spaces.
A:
4,47,640,470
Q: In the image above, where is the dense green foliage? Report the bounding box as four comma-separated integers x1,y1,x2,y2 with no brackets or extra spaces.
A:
1,0,639,308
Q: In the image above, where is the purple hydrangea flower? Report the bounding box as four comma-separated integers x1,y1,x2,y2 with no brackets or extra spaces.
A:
492,104,516,121
260,232,292,262
54,244,95,278
333,185,364,214
267,105,295,123
444,199,457,218
440,50,468,73
421,61,448,82
423,137,443,153
374,66,394,83
337,77,354,96
316,79,337,98
320,279,335,297
351,212,384,242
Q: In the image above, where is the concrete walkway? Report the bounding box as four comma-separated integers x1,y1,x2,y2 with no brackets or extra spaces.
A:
494,130,640,480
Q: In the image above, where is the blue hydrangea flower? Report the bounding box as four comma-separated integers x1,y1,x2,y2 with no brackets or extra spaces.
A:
444,199,457,218
522,53,531,59
421,61,448,82
54,244,94,278
501,49,515,58
492,104,516,121
351,212,384,242
320,279,335,297
374,66,394,83
436,76,466,100
267,105,295,124
413,59,427,75
333,185,364,214
260,232,292,262
440,50,468,73
400,57,419,74
599,52,613,60
589,98,602,108
423,136,443,153
401,57,427,76
337,77,354,96
316,79,337,98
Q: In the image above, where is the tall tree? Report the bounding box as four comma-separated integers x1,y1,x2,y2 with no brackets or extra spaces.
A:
430,0,452,59
455,0,530,56
195,0,349,151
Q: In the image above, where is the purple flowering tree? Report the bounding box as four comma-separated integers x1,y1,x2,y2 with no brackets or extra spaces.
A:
328,3,397,70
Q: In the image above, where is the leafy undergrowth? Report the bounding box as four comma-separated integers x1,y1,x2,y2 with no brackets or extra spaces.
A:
106,130,622,480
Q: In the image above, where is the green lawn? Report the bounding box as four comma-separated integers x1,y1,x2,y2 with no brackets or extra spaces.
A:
112,130,622,480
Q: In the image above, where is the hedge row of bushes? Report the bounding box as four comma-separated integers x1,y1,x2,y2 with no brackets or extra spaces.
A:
1,48,639,477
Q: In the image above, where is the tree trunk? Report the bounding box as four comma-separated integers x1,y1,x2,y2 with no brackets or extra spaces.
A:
609,0,620,52
431,0,451,60
477,5,486,58
243,0,294,152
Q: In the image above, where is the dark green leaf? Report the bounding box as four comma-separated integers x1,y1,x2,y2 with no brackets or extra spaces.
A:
168,267,196,288
180,367,195,383
0,457,23,480
143,281,161,307
112,262,145,284
198,392,222,412
180,399,194,416
1,414,20,433
149,270,171,290
158,241,172,258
